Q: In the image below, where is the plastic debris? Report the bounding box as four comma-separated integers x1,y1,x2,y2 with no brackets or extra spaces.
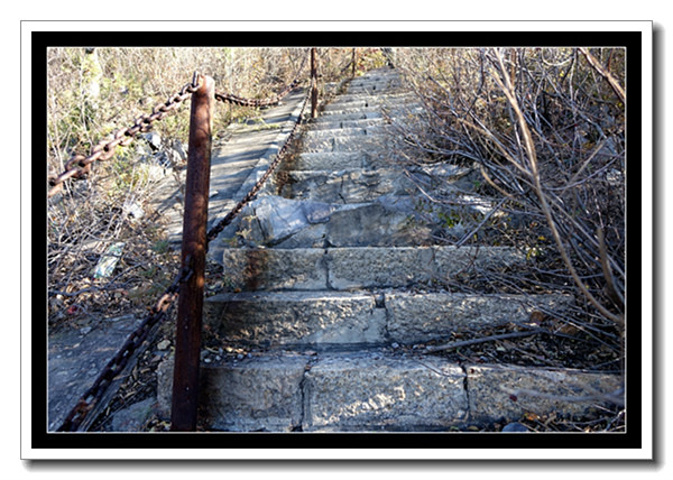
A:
93,242,125,279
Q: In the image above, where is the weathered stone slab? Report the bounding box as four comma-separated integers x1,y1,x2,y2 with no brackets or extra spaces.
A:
201,354,308,431
302,125,385,139
281,169,416,204
431,245,527,277
219,245,528,291
308,117,385,131
48,314,145,431
466,364,624,423
324,202,422,247
321,99,410,114
386,293,574,344
327,246,436,290
242,195,338,246
347,79,402,93
220,247,326,291
293,151,369,171
313,110,384,123
303,352,467,431
326,245,527,289
301,133,386,153
157,354,308,432
331,91,416,106
204,291,387,347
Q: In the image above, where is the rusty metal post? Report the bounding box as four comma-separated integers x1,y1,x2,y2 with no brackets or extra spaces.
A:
352,48,356,77
170,74,214,431
311,47,318,119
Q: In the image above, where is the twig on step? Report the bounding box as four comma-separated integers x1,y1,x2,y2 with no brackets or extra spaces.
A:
424,328,547,353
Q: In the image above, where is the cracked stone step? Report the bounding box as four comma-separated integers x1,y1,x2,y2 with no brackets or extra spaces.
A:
291,151,374,170
156,351,622,432
307,117,386,131
218,246,528,291
203,290,573,348
302,352,467,432
279,168,416,203
465,364,624,424
300,133,388,153
204,291,388,348
231,195,498,248
317,104,423,120
301,125,387,139
330,91,416,104
320,97,418,113
347,78,404,92
309,109,385,123
279,166,474,203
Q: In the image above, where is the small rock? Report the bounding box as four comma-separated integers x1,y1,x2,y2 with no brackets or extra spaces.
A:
79,326,93,336
111,397,156,432
502,422,529,433
391,342,400,349
157,339,171,351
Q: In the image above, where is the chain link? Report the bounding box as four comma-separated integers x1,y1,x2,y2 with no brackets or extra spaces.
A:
48,75,204,198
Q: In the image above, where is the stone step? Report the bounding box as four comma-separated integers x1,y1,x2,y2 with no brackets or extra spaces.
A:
301,125,387,140
279,166,473,204
300,132,389,153
232,193,496,249
157,351,623,432
320,96,417,113
317,104,423,120
309,109,385,123
279,168,414,203
332,91,416,104
204,290,573,348
307,116,386,131
217,245,527,291
347,78,403,93
234,195,417,248
292,151,373,170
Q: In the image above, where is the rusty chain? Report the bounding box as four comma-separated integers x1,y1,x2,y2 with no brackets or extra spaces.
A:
57,258,194,432
55,52,312,432
49,53,308,197
48,74,204,198
207,80,311,243
214,81,297,107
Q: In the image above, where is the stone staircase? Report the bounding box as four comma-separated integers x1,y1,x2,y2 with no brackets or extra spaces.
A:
157,67,622,432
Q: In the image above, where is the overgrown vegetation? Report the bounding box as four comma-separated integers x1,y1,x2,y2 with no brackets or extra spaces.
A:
388,47,625,367
46,47,366,327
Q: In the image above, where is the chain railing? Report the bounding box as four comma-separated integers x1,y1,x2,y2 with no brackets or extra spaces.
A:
56,261,191,432
48,74,204,198
53,49,315,432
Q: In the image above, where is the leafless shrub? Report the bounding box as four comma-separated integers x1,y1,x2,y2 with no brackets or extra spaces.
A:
392,47,625,339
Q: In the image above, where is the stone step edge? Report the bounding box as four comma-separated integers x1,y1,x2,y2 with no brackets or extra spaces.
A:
281,165,473,181
224,88,309,213
204,290,574,347
156,352,623,432
217,246,529,291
